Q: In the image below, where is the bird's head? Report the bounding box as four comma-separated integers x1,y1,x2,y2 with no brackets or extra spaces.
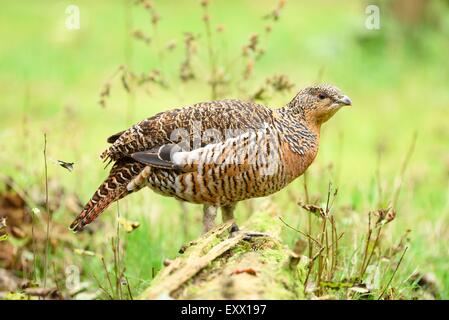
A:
286,84,351,125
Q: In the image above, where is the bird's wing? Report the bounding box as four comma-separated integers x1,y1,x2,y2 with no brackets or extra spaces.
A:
130,124,282,175
131,144,183,170
100,100,274,163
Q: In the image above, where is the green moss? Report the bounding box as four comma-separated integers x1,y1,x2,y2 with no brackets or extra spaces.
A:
4,292,33,300
246,212,282,235
260,248,286,263
229,241,253,256
259,249,306,300
167,213,307,299
201,235,223,255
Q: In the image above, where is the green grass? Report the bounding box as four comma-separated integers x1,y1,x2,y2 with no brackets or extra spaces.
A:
1,0,449,299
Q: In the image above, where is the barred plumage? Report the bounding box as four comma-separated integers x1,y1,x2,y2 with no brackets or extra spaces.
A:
70,84,351,232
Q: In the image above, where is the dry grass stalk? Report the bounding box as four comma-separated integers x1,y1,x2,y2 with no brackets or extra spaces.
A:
43,133,51,289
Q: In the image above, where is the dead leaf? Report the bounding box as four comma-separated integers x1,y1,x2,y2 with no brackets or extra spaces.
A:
10,226,25,239
349,285,370,294
231,268,258,276
0,218,7,242
320,281,353,289
374,208,396,226
118,218,140,233
74,249,96,257
298,202,326,218
0,268,19,291
0,217,6,229
410,271,440,298
292,239,307,256
23,287,62,299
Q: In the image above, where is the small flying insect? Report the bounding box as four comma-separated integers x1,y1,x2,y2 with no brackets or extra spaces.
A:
57,160,74,172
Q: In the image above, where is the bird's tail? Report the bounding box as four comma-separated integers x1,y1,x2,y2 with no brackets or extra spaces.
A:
69,158,145,232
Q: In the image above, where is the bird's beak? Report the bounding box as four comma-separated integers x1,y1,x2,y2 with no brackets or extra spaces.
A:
336,95,352,106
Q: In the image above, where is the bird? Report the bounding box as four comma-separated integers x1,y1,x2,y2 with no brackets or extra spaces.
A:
69,84,351,233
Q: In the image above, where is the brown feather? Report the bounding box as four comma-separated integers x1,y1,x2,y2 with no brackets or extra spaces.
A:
69,158,145,232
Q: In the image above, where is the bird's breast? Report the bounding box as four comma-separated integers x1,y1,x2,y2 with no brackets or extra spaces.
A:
281,140,318,182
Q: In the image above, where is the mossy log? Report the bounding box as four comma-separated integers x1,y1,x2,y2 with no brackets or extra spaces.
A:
138,209,307,300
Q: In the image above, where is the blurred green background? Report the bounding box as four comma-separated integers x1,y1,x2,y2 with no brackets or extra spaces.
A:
0,0,448,299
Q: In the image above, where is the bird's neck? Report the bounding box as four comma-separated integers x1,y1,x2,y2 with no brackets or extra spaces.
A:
274,107,321,179
275,107,321,145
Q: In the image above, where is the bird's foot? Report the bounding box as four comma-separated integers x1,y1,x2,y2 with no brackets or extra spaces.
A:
228,222,271,240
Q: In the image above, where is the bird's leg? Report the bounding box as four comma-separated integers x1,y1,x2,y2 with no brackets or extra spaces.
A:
222,203,270,240
203,204,218,233
221,203,236,223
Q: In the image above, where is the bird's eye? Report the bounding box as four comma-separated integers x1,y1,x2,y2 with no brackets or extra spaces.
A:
318,94,326,100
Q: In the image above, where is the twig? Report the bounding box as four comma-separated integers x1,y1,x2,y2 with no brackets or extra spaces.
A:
377,246,408,300
316,216,327,293
316,182,334,293
52,262,62,297
302,172,313,268
330,215,338,277
125,275,134,300
115,201,123,299
43,133,51,288
359,212,373,280
303,245,325,293
101,256,115,298
304,232,344,295
361,226,382,278
92,274,114,300
278,216,321,247
31,206,37,283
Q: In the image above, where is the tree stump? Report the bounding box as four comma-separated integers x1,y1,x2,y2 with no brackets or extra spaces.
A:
138,208,307,300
